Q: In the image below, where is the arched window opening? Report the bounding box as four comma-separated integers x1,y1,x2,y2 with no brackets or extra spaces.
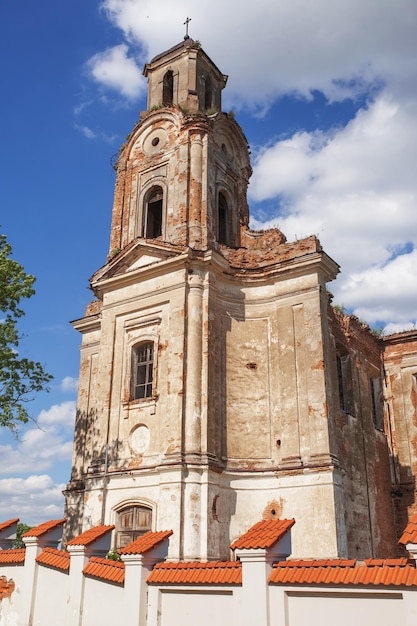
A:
218,192,229,245
132,341,154,400
162,70,174,106
336,350,355,416
116,505,152,548
144,187,163,238
204,76,212,111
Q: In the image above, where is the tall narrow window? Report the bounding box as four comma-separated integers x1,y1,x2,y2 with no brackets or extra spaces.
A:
218,192,229,245
116,505,152,548
132,342,154,400
370,377,383,430
204,76,212,110
144,187,163,238
336,351,355,416
162,70,174,106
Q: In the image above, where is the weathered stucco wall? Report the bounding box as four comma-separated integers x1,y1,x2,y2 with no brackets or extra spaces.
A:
383,331,417,543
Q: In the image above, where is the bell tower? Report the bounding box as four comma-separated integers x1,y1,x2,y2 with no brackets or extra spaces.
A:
108,37,251,256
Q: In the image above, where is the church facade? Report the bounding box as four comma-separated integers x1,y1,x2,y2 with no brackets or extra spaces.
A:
63,38,417,562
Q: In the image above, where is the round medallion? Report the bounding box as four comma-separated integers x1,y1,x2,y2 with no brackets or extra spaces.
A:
129,424,150,454
143,128,168,155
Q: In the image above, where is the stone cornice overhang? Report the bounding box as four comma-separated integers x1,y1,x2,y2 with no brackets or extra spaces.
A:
93,239,186,283
90,250,191,298
143,38,228,87
220,249,339,286
87,242,339,303
71,313,101,334
383,329,417,346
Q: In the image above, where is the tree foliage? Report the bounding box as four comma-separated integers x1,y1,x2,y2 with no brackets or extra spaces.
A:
0,230,53,432
11,522,33,548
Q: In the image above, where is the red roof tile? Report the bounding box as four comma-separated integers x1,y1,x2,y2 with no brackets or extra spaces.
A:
364,558,411,566
148,561,242,585
83,557,125,584
230,519,295,550
399,513,417,545
0,519,19,533
269,558,417,587
119,530,173,555
0,549,25,565
66,525,114,546
36,548,70,572
22,519,66,538
0,576,15,601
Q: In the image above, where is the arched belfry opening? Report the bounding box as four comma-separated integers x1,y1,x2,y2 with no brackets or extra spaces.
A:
143,187,163,239
203,75,212,110
162,70,174,106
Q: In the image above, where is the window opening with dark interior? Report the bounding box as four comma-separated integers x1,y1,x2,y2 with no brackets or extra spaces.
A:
144,188,163,238
204,76,212,110
336,351,355,416
370,376,383,429
116,505,152,549
218,192,229,245
162,70,174,106
132,342,154,400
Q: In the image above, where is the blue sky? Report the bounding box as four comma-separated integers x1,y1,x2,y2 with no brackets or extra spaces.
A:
1,0,416,525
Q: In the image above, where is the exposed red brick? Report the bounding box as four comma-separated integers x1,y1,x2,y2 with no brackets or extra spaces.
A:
0,576,15,601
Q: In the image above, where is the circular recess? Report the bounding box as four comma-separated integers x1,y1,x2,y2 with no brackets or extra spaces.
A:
129,424,150,454
143,128,168,155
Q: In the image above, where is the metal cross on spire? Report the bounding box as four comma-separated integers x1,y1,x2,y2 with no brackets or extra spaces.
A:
184,16,191,39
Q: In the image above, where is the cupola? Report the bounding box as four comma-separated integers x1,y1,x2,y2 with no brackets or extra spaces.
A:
143,38,228,114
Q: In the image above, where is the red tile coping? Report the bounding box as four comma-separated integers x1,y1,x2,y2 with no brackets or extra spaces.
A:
269,558,417,587
66,525,114,547
119,530,173,555
0,576,15,601
399,513,417,545
0,549,25,565
231,519,295,550
83,557,125,585
147,561,242,585
22,519,66,538
36,548,70,572
0,519,19,533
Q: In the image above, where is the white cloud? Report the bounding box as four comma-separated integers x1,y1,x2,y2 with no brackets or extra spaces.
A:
75,123,96,139
60,376,79,393
38,401,76,427
0,475,66,526
249,93,417,327
0,402,76,475
98,0,417,108
87,43,145,100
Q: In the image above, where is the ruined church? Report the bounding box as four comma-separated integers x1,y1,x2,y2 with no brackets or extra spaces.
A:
63,37,417,562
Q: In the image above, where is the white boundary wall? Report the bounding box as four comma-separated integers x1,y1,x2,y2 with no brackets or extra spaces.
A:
1,543,417,626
